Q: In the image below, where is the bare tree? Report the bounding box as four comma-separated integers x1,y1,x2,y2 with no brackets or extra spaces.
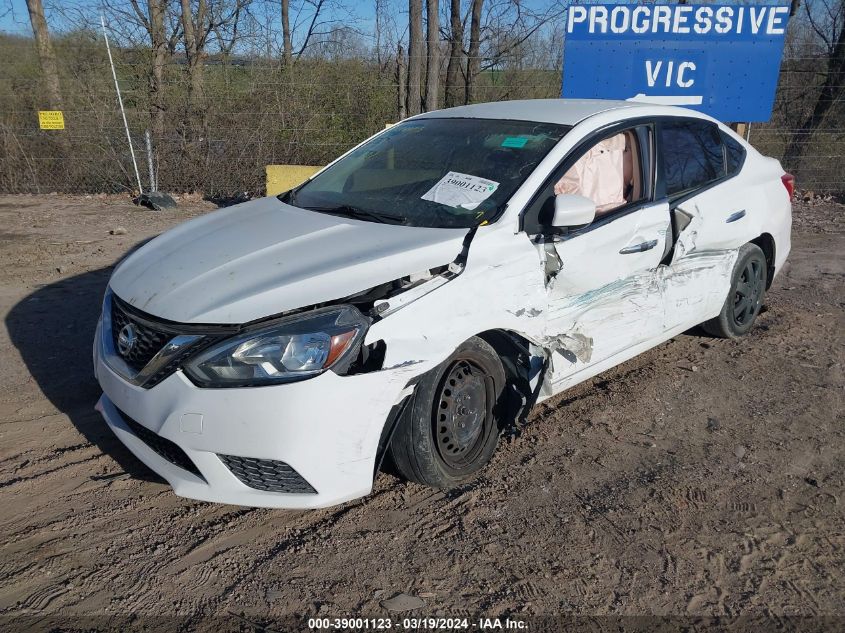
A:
407,0,423,115
444,0,463,107
374,0,383,67
424,0,439,111
479,1,565,73
178,1,252,123
282,0,292,64
180,0,208,112
97,1,184,140
783,0,845,176
212,0,246,55
25,0,63,110
303,24,368,59
373,0,402,71
147,1,170,140
398,42,407,119
293,0,339,59
464,0,482,104
123,0,180,141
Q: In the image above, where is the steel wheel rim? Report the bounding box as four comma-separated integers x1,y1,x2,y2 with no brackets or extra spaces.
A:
435,360,490,469
733,258,764,326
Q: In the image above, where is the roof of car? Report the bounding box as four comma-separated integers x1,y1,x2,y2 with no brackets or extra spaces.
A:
415,99,650,126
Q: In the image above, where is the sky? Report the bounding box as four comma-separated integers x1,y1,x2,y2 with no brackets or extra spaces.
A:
2,0,39,35
0,0,419,35
1,0,557,40
0,0,809,57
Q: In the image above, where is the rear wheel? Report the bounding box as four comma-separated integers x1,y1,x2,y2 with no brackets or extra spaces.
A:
702,243,767,338
388,336,505,488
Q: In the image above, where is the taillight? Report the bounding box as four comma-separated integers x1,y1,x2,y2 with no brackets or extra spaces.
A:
781,172,795,198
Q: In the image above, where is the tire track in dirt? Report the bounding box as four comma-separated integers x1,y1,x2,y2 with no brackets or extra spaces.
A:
0,454,101,491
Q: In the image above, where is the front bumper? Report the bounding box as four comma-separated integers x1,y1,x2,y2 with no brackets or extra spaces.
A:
94,322,417,509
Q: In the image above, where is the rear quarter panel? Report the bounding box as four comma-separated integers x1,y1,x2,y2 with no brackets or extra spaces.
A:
676,137,791,273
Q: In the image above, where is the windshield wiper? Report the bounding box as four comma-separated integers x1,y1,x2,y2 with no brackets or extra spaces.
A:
306,204,407,225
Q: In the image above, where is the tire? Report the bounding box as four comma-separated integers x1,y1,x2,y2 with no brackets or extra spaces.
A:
388,336,506,489
702,243,768,338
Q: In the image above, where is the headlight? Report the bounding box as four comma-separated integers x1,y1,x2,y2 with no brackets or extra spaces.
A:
183,306,369,387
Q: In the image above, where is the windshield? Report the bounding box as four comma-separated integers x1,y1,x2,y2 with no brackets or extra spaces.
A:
282,118,570,228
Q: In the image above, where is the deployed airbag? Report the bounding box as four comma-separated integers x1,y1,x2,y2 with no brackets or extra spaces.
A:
555,133,626,213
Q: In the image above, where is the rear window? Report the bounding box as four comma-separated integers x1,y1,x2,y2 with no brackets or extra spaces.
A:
660,120,726,196
721,130,746,176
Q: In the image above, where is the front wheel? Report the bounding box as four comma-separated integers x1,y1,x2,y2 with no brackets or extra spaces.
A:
702,243,768,338
387,336,506,489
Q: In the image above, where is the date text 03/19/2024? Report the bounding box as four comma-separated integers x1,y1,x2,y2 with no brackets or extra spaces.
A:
307,617,528,630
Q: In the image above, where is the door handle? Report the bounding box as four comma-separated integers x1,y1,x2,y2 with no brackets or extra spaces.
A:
619,239,658,254
726,209,746,223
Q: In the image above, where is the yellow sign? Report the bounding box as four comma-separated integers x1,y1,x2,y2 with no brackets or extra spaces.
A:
38,110,65,130
266,164,322,196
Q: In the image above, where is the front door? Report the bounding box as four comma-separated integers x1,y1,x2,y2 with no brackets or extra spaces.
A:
544,201,669,385
521,123,670,386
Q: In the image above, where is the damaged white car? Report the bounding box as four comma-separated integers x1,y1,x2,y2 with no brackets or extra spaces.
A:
93,99,792,508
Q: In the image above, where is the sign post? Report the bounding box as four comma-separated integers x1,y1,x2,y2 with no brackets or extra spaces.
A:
562,2,791,122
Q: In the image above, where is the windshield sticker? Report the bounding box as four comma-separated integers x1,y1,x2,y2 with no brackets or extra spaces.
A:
501,136,528,148
421,172,500,209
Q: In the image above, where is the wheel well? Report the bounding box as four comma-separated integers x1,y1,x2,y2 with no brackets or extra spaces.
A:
750,233,776,289
477,329,547,430
374,329,545,478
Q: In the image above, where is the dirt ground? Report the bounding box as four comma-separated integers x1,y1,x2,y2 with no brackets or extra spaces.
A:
0,193,842,628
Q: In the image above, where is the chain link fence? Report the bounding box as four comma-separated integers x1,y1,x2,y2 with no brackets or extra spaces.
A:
748,57,845,196
0,34,841,198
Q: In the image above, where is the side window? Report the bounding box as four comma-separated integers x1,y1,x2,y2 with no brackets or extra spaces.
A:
522,126,649,234
660,120,725,196
721,130,746,176
554,128,646,216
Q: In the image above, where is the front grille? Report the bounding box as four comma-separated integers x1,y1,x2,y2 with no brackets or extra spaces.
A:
111,299,171,372
142,348,200,389
120,411,205,480
107,294,219,388
219,454,316,494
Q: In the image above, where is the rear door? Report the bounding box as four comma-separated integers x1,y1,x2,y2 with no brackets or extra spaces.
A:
658,119,750,331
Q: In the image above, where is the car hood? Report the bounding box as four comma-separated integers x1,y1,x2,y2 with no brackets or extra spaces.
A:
109,196,469,324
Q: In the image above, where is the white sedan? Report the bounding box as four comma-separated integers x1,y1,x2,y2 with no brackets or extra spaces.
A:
93,99,792,508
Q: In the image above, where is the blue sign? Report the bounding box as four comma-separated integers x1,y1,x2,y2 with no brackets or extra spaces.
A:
562,2,791,121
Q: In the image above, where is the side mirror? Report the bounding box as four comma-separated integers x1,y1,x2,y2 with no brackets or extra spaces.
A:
552,194,596,228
